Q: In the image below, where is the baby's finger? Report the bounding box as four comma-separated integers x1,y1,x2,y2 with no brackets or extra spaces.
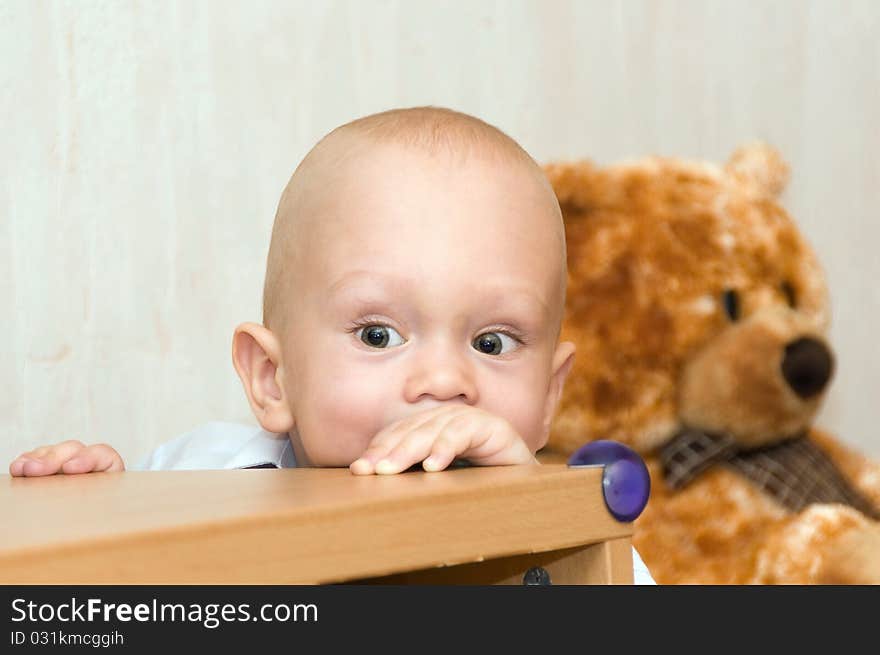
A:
350,437,403,475
8,458,33,477
351,408,459,474
9,440,86,477
460,418,535,466
420,411,534,467
370,406,452,447
419,412,494,471
61,444,124,474
374,413,463,474
421,436,459,472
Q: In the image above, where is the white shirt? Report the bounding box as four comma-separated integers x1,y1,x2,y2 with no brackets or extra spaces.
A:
132,421,657,585
132,421,296,471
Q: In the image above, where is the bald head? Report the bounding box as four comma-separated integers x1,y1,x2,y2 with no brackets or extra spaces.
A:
262,106,566,334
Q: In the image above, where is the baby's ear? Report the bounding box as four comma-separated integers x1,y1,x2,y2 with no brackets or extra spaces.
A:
540,341,577,446
232,323,294,434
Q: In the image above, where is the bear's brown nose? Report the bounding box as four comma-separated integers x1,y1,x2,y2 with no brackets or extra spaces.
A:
781,337,834,399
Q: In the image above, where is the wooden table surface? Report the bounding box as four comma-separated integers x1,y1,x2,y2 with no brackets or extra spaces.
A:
0,462,632,584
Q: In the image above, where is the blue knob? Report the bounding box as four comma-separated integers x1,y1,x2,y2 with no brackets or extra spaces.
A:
567,440,651,523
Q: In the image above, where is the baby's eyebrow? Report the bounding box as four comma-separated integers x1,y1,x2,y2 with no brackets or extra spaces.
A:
326,270,414,296
327,270,548,313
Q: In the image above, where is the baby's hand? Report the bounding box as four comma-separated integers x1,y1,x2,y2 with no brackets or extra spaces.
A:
8,440,125,477
350,405,536,475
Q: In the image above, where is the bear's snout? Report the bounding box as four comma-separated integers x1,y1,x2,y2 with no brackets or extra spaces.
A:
678,312,834,448
781,337,834,399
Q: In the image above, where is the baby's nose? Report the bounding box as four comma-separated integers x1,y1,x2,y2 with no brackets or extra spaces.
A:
403,345,478,404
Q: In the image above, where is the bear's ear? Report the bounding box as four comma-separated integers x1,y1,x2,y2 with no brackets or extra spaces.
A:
724,142,790,197
542,160,602,213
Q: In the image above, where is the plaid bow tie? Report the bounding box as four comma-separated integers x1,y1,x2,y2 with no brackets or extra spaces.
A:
660,428,880,519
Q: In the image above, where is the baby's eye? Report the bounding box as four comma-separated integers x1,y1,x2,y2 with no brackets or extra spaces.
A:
357,325,405,349
472,331,518,356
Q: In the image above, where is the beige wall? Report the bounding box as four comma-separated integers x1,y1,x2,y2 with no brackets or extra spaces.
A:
2,0,878,466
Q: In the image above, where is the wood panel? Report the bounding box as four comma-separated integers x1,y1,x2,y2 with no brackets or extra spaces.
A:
3,1,878,467
0,464,633,584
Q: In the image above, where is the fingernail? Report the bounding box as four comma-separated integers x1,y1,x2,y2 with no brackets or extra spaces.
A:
350,458,370,474
375,459,396,475
10,459,26,476
423,456,440,471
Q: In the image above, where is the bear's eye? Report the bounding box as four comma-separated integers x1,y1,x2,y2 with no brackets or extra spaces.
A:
781,281,797,308
721,289,740,321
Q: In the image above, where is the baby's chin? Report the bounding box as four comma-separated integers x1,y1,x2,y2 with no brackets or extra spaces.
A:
296,438,372,469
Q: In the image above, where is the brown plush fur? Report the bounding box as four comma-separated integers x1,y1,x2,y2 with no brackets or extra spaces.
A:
542,144,880,584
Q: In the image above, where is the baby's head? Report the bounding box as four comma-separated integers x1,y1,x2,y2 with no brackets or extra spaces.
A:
232,107,575,466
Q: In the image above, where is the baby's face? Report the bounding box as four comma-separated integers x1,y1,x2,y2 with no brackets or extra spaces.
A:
280,143,569,466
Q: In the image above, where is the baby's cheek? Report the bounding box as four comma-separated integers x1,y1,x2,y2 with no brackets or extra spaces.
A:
481,377,548,451
508,404,548,451
302,373,390,464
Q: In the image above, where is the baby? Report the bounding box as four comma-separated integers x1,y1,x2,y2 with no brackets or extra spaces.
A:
8,106,654,582
11,106,574,477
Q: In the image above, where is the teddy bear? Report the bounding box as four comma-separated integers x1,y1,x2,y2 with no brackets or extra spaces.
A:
541,144,880,584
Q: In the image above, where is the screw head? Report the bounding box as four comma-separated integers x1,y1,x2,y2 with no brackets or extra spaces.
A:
523,566,551,585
